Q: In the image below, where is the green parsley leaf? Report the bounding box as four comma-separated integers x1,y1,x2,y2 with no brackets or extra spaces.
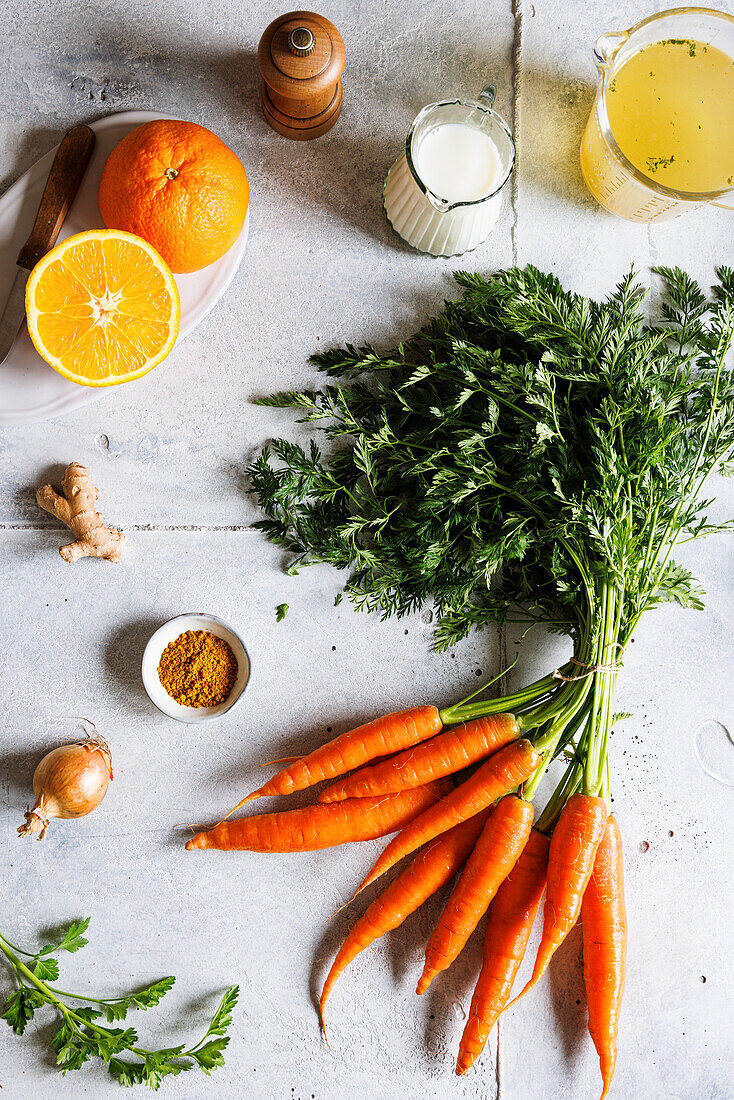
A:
100,976,175,1023
204,986,239,1038
38,917,91,956
108,1058,149,1086
32,956,60,983
189,1037,230,1075
1,988,44,1035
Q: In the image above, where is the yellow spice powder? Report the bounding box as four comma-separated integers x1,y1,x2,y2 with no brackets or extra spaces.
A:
157,629,238,708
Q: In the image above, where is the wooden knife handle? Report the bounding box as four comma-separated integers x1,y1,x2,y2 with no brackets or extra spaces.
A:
16,124,96,270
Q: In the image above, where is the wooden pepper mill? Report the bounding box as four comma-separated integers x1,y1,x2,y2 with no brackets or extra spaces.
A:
258,10,346,140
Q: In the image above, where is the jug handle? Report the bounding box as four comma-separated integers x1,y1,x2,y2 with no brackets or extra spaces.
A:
593,30,629,70
712,201,734,211
478,84,497,108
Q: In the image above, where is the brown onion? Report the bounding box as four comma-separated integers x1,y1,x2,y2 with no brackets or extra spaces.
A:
18,728,113,840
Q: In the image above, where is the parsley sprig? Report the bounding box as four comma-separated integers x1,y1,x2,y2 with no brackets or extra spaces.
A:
250,265,734,812
0,919,238,1089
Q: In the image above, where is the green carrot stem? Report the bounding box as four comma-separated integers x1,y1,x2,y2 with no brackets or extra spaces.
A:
523,684,593,802
583,579,623,797
602,758,611,804
536,757,583,834
447,653,520,711
518,678,587,733
439,668,570,725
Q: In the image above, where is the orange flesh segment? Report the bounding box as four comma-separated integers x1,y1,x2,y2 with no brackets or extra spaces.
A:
27,232,179,386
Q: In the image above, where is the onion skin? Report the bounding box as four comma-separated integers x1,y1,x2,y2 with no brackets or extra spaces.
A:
18,736,113,840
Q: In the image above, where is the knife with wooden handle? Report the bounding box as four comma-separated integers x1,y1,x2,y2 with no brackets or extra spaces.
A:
0,124,96,364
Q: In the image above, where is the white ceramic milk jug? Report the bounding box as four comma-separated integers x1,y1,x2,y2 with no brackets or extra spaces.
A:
383,84,515,257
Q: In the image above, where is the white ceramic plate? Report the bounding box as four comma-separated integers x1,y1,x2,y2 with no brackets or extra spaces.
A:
0,111,249,427
142,613,251,723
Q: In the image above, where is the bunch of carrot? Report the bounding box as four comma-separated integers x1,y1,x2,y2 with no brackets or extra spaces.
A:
187,701,626,1098
235,263,734,1094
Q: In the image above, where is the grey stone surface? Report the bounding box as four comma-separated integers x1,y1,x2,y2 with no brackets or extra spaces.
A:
1,1,733,1098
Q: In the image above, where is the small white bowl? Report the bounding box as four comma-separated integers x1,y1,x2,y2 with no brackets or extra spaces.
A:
142,613,250,723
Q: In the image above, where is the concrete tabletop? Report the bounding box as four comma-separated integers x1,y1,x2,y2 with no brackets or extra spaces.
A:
1,1,733,1098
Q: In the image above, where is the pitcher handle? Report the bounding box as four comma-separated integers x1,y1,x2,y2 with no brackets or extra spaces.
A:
478,84,497,108
712,201,734,211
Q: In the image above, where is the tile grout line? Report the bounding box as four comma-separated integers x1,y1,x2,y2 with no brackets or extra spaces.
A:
498,0,524,1092
0,523,260,532
509,0,524,270
496,620,508,1100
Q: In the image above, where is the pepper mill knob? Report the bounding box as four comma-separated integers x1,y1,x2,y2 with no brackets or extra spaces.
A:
258,10,346,140
288,27,315,56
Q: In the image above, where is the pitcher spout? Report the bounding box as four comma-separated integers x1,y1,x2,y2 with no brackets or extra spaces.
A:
426,190,450,212
593,29,629,70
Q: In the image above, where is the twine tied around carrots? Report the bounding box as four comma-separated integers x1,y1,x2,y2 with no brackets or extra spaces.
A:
552,648,624,682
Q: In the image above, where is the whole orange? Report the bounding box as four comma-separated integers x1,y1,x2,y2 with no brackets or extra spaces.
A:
98,120,249,273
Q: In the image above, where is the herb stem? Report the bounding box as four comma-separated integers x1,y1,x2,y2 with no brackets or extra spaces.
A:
438,670,567,726
1,922,238,1086
523,684,593,801
536,754,584,835
582,579,621,797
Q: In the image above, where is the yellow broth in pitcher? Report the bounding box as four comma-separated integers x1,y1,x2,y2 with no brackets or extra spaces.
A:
606,38,734,193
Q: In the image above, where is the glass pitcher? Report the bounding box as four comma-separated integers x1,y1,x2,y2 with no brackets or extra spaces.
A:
580,7,734,222
383,84,515,256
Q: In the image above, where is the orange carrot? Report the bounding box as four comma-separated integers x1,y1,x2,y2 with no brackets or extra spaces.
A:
319,811,491,1028
355,739,541,894
456,828,550,1075
318,714,520,803
515,792,608,1001
417,794,534,994
185,779,452,852
237,706,442,808
582,815,627,1100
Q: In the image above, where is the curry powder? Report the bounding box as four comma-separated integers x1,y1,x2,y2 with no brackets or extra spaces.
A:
158,630,238,708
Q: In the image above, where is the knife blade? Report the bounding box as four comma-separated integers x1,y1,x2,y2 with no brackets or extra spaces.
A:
0,124,95,365
0,267,30,362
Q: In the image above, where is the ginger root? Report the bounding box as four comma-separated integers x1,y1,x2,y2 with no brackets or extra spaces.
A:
36,462,126,563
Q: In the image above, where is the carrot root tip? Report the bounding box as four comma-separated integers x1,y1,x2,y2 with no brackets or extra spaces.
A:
598,1062,614,1100
324,898,350,924
319,1013,332,1051
506,976,537,1011
416,974,431,995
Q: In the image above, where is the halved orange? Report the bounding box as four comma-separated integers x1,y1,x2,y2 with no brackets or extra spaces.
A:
25,229,180,387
